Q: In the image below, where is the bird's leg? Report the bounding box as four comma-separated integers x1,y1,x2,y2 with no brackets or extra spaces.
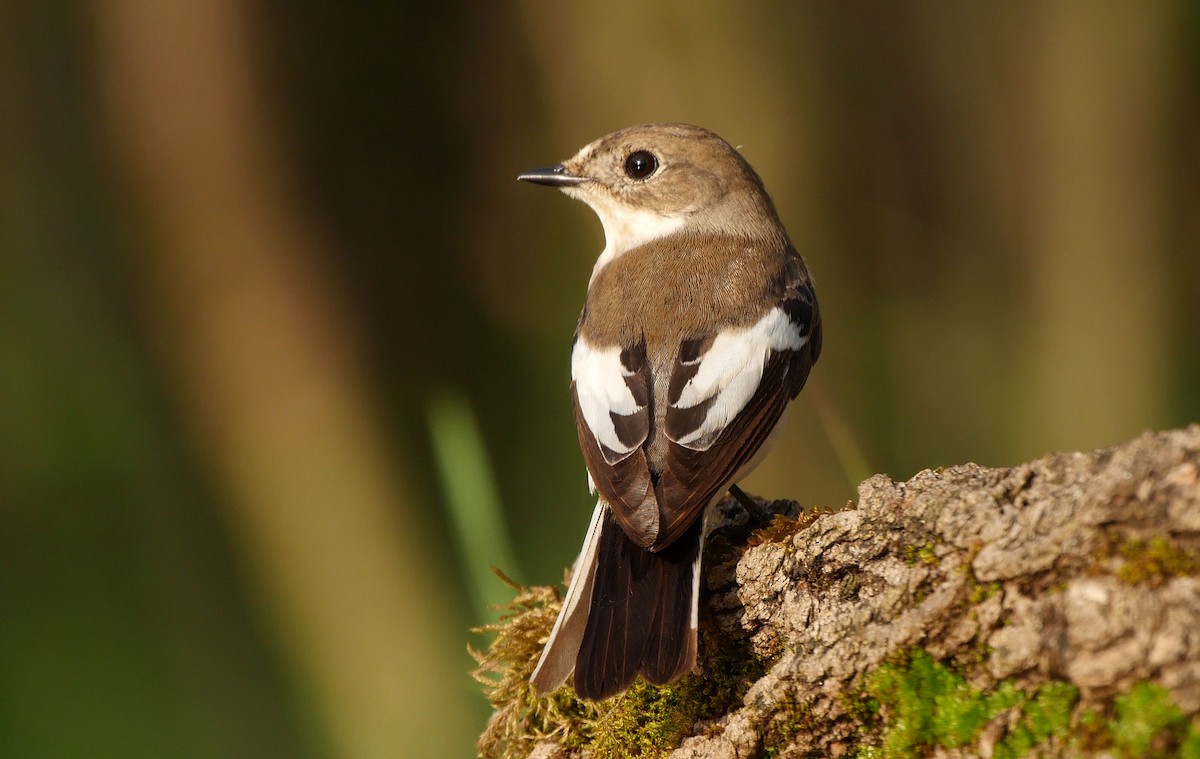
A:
728,483,764,519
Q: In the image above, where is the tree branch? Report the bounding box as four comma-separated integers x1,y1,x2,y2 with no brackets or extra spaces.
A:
477,426,1200,758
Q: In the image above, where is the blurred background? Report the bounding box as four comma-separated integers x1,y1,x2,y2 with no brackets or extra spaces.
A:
2,1,1198,756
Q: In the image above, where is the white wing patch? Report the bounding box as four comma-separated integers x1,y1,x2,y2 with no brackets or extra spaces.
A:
672,307,806,449
572,338,644,456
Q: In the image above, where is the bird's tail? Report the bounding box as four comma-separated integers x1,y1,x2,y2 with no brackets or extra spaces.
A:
531,501,703,700
530,502,606,693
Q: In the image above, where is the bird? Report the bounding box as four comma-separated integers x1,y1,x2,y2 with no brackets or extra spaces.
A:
518,123,821,701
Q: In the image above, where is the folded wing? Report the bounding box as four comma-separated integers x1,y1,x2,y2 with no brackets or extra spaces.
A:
573,279,821,552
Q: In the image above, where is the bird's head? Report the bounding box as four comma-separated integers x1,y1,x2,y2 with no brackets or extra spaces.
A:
519,123,785,256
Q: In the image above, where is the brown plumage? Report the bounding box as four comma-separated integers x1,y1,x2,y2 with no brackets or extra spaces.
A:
519,124,821,700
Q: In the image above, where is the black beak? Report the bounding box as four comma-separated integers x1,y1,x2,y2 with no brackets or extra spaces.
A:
517,163,588,187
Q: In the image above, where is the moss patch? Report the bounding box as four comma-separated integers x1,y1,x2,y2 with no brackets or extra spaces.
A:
584,678,697,756
474,575,1200,759
745,508,832,550
1107,682,1200,758
992,681,1078,759
586,641,770,757
472,570,770,758
857,655,1200,759
902,542,939,567
1106,535,1200,587
967,578,1001,604
761,695,812,759
472,570,602,758
857,649,1077,758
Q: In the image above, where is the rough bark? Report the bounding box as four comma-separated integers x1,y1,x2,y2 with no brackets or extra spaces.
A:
483,426,1200,758
688,425,1200,758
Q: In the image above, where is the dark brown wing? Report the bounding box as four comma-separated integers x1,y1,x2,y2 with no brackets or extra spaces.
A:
571,339,659,547
575,279,821,552
654,339,812,548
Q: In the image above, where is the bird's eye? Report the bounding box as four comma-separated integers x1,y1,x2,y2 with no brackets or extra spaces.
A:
623,150,658,180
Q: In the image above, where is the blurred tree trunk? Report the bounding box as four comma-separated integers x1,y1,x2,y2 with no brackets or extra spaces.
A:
1017,1,1173,455
92,1,473,756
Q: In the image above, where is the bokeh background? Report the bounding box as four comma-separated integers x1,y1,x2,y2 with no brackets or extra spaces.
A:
2,2,1198,757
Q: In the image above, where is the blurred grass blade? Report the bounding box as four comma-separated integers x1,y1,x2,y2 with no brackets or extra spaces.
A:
427,392,522,622
807,377,873,492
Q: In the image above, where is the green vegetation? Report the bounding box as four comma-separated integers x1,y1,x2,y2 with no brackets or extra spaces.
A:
472,571,601,759
993,681,1079,759
472,571,769,759
1107,682,1200,758
583,643,769,758
857,652,1200,759
762,697,811,759
427,393,524,620
476,575,1200,759
858,650,1076,758
1108,536,1200,587
967,578,1002,604
745,513,806,548
902,542,939,567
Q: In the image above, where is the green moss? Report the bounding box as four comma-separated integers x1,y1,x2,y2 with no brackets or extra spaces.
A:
858,649,1078,759
1077,706,1111,752
762,699,811,759
902,542,939,567
1183,730,1200,759
1113,536,1200,586
472,571,603,759
840,689,880,727
1072,681,1200,758
472,568,771,758
968,579,1001,604
917,543,938,566
588,643,771,757
992,680,1077,759
746,513,805,547
838,573,863,601
585,678,697,756
1109,682,1200,758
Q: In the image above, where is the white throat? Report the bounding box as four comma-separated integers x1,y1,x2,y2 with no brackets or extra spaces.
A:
571,192,687,285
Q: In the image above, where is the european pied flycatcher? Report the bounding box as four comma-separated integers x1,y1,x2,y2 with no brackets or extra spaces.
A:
519,123,822,700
